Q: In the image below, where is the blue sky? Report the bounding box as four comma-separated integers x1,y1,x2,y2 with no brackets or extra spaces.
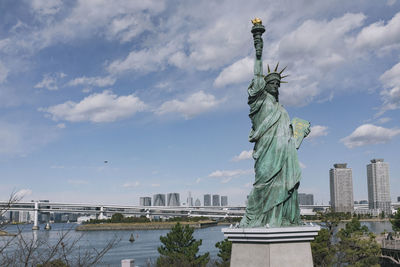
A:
1,0,400,206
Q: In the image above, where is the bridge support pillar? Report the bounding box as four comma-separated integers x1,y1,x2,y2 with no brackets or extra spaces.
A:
32,201,39,230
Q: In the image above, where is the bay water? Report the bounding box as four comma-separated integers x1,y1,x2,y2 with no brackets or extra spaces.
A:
2,221,393,266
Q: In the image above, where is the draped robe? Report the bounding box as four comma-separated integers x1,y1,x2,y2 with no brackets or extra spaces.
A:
240,58,302,228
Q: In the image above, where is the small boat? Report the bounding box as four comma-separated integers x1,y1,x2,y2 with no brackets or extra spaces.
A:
129,233,135,243
44,223,52,230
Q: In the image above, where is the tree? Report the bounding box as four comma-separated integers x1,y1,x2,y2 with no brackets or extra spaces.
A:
311,214,381,267
336,218,380,266
311,228,335,266
110,213,124,223
215,238,232,267
157,223,209,266
391,208,400,232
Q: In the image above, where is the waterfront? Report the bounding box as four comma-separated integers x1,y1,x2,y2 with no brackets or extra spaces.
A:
2,223,226,266
0,221,394,266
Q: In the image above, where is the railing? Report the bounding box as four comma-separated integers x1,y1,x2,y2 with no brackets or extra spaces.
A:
382,239,400,250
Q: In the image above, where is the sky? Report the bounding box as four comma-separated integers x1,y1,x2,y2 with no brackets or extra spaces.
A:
1,0,400,206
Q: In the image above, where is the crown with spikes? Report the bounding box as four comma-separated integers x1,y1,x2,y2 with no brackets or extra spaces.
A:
264,62,289,83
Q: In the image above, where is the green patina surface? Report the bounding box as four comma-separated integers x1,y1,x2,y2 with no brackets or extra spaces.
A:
240,20,310,228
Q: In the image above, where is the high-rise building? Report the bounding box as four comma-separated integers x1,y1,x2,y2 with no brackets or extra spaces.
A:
212,195,220,206
397,196,400,202
367,159,391,214
221,196,228,206
195,198,201,206
187,192,194,206
167,193,180,206
140,197,152,206
153,194,166,206
204,194,211,206
330,163,354,213
298,193,314,205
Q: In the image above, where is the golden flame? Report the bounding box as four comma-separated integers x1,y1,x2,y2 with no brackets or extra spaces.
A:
251,17,262,25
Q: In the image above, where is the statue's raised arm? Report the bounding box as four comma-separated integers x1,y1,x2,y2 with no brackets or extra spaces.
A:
248,18,266,97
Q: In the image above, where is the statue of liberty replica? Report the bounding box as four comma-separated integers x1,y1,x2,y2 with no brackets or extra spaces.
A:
223,19,319,267
240,18,311,228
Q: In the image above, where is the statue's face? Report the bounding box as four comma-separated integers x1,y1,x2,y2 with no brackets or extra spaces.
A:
266,79,280,95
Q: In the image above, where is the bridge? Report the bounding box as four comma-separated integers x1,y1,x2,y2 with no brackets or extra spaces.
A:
0,201,330,230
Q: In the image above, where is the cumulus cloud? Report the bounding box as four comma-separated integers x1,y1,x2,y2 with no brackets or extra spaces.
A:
68,76,116,87
34,72,66,91
340,124,400,148
157,91,222,119
209,169,253,183
278,13,365,67
41,90,147,123
353,12,400,53
214,57,253,87
56,123,66,129
377,62,400,115
378,117,392,124
31,0,63,16
107,39,183,75
232,150,253,162
307,125,328,139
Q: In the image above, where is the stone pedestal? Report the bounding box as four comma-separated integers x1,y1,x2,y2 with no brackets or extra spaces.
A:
222,225,320,267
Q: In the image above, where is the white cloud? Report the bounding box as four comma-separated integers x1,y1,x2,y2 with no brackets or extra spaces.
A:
41,90,147,123
378,62,400,115
307,125,328,139
67,179,88,185
232,150,253,162
378,117,391,124
209,169,253,183
340,124,400,148
299,162,306,169
157,91,222,119
353,12,400,53
123,181,140,188
151,183,160,187
214,57,253,87
0,61,9,83
56,123,66,129
68,76,116,87
15,189,33,199
31,0,63,16
34,72,66,91
107,39,182,75
278,13,365,67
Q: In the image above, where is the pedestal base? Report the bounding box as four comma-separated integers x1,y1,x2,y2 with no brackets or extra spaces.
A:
222,225,320,267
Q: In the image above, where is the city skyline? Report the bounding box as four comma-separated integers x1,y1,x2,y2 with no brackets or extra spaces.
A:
1,2,400,206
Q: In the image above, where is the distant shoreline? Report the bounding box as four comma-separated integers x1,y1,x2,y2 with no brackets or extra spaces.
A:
0,230,17,236
75,220,218,231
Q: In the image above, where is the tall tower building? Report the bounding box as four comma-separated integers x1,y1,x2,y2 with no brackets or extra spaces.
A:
221,196,228,206
367,159,391,214
195,198,201,206
153,194,166,206
329,163,354,213
167,193,180,206
212,195,220,206
204,194,211,206
187,191,194,206
140,197,152,206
